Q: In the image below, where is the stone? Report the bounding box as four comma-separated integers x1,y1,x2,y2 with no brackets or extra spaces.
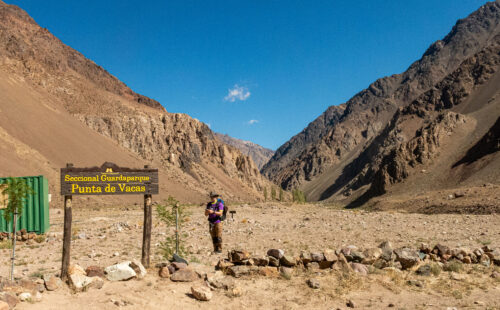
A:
306,262,320,270
206,271,235,289
43,274,62,291
18,279,38,292
268,256,280,267
310,252,325,262
170,268,199,282
191,286,212,301
0,301,8,310
416,264,431,276
350,263,368,276
490,271,500,279
379,241,394,261
130,260,147,278
33,291,42,302
104,261,137,281
450,272,466,281
280,255,296,267
159,266,170,278
171,262,187,270
229,286,242,297
85,266,105,278
258,267,279,277
230,250,250,263
347,299,355,308
267,249,284,259
419,243,432,254
18,292,32,302
394,248,420,270
279,266,293,279
333,253,353,273
300,251,312,264
479,255,490,267
69,274,103,291
68,264,86,276
318,261,333,269
323,249,338,263
362,248,382,264
251,255,269,266
216,259,234,271
306,278,320,289
0,292,18,309
407,279,423,288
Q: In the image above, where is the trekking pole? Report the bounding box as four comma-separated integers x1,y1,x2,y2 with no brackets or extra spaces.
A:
175,203,179,254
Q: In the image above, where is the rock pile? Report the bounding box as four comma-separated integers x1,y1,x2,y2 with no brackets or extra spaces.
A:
0,230,43,243
216,243,500,279
157,262,199,282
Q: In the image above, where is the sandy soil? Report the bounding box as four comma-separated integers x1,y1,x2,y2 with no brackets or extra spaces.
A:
1,202,499,310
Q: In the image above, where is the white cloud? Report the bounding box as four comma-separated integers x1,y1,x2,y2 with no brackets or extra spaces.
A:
247,119,259,125
224,84,250,102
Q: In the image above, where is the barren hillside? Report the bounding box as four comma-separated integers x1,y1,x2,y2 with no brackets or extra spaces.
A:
215,133,274,170
0,0,272,204
262,1,500,206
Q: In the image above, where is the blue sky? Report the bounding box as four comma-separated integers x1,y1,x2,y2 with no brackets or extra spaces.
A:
7,0,485,150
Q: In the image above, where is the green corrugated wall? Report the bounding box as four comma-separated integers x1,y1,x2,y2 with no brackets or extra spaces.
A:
0,175,50,234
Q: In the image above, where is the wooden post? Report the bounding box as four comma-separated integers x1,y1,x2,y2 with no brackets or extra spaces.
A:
61,163,73,281
141,165,152,268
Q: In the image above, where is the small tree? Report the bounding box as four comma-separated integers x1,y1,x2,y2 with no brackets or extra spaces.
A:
1,177,35,280
271,187,277,200
279,188,284,202
292,189,306,203
156,196,190,260
263,187,268,201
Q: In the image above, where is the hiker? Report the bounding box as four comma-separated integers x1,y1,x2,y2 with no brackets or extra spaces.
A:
205,191,224,253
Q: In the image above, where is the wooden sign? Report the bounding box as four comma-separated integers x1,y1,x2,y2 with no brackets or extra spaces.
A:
60,162,158,195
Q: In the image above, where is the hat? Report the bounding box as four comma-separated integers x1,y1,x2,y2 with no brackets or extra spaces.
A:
209,191,219,197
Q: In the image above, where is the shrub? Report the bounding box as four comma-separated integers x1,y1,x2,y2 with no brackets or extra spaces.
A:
156,196,190,260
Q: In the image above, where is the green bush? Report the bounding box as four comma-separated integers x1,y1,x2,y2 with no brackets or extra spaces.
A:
156,196,190,260
443,260,463,273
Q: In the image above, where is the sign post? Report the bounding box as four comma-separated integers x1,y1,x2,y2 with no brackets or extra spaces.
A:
60,162,159,278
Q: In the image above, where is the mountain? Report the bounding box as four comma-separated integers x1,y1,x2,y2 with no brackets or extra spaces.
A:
215,133,274,169
0,0,271,204
262,1,500,205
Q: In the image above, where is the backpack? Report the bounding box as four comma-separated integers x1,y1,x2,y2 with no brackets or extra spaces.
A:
218,198,228,221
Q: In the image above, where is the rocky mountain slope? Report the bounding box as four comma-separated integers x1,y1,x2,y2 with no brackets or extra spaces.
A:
0,0,271,203
215,133,274,169
262,1,500,205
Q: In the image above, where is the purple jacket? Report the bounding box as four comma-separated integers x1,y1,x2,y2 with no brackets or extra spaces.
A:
206,201,224,223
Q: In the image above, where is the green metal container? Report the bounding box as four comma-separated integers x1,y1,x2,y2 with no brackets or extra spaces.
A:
0,175,50,234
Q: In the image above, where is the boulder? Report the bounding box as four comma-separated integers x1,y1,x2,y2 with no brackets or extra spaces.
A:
310,252,325,262
362,248,382,264
350,263,368,276
69,274,103,291
216,259,234,271
170,268,199,282
159,266,170,278
171,262,188,270
379,241,394,261
230,250,250,263
206,271,235,289
104,261,137,281
306,278,320,289
394,248,420,270
251,255,269,266
226,266,258,278
43,274,62,291
0,292,18,309
300,251,312,264
318,261,333,269
68,264,86,276
433,244,450,257
268,256,280,267
280,255,296,267
18,292,31,302
306,262,320,271
323,249,338,263
191,286,212,301
85,266,105,278
333,253,353,273
279,266,293,279
416,264,431,276
0,301,8,310
258,267,279,277
130,260,147,279
267,249,284,260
